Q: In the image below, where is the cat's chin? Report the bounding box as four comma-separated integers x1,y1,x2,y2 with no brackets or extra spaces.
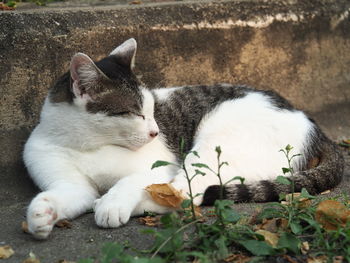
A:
112,143,145,152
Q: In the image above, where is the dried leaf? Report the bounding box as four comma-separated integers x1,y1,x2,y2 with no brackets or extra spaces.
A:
320,190,331,195
23,257,40,263
138,215,161,227
339,139,350,148
255,218,288,233
282,255,299,263
332,256,344,263
23,252,40,263
224,253,251,263
255,229,279,247
55,219,72,228
301,241,310,255
0,245,14,259
146,183,185,208
284,193,312,208
307,157,320,169
56,260,76,263
129,0,142,4
307,255,328,263
22,221,30,233
315,200,350,230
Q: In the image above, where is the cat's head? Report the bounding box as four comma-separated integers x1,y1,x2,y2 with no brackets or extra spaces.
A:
68,38,159,150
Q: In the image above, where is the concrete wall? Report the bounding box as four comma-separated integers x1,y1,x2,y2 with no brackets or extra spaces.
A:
1,0,350,203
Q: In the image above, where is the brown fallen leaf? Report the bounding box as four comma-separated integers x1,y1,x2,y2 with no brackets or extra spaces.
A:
282,255,299,263
55,219,72,228
255,218,288,233
0,245,14,259
307,255,328,263
139,215,161,227
320,190,331,195
56,260,76,263
284,193,312,208
224,253,251,263
301,241,310,255
22,221,30,233
333,256,344,263
23,252,40,263
146,183,185,208
183,205,203,220
255,229,279,247
315,200,350,230
307,157,320,169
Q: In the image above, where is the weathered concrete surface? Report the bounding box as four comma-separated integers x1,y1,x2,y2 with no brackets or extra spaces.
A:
0,0,350,261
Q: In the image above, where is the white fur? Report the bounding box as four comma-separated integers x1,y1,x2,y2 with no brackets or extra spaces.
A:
172,92,312,204
153,86,183,101
24,86,314,238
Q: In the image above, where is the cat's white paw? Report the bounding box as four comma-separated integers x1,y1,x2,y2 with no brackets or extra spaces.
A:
27,197,58,239
94,196,133,228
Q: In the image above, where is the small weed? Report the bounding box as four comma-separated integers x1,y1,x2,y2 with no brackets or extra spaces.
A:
79,145,350,263
3,0,62,8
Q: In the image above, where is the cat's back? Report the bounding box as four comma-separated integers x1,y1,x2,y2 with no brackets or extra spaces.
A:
152,84,299,155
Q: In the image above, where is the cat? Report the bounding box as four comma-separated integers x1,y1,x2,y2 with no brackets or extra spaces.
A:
23,38,344,239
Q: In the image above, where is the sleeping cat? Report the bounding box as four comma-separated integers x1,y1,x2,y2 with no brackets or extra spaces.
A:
23,38,344,239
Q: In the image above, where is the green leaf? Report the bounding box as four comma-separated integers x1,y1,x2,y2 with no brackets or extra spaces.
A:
221,208,241,223
219,161,229,168
5,1,17,7
275,175,291,185
191,150,200,158
101,242,125,263
290,221,303,235
282,167,291,174
239,240,276,256
132,258,165,263
191,163,210,169
300,188,315,199
277,232,300,254
232,176,245,184
181,199,191,209
151,160,172,169
194,169,206,176
215,146,222,156
258,207,284,219
215,235,229,258
285,144,293,152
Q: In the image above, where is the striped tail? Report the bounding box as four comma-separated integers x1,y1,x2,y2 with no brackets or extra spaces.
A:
202,136,344,205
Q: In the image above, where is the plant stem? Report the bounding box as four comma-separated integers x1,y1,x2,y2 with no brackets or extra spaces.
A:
150,219,201,259
183,162,197,221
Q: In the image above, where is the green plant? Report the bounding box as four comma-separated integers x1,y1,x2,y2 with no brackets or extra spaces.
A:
4,0,62,8
79,144,350,263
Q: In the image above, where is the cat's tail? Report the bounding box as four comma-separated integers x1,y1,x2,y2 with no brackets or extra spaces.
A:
202,136,344,205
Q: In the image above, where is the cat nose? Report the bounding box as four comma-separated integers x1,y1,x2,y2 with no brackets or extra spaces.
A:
149,131,158,138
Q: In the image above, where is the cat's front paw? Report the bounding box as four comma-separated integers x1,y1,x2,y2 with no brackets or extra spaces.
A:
94,196,133,228
27,197,58,239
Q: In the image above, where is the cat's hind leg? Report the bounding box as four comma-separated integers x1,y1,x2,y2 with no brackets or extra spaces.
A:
27,182,98,239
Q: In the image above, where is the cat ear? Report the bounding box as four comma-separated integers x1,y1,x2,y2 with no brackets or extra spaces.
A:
109,38,137,69
70,53,107,100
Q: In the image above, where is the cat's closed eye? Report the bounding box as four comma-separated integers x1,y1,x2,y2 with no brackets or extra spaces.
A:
109,111,145,120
